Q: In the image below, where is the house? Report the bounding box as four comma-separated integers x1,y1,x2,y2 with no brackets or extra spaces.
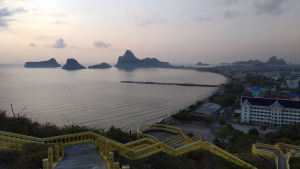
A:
241,96,300,127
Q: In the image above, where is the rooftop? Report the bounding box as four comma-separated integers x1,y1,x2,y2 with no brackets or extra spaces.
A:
241,96,300,109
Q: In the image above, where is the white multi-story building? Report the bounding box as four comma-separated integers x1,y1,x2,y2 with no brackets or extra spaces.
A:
287,79,299,89
241,97,300,127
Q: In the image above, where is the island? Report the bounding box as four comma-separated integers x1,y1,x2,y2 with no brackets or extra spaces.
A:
24,58,61,68
88,63,112,69
115,50,171,69
196,62,210,66
61,58,86,70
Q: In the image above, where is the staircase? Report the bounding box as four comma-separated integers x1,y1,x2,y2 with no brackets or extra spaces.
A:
163,136,186,149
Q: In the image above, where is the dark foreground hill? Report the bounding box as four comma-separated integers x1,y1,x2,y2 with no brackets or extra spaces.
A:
24,58,61,68
62,59,86,70
115,50,171,69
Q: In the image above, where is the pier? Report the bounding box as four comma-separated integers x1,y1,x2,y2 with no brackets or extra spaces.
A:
121,81,223,87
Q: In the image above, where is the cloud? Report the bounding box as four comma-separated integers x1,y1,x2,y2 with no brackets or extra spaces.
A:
29,43,36,47
0,7,28,28
51,20,68,25
93,41,111,48
126,12,169,26
196,15,215,22
224,10,240,19
33,13,66,17
222,0,239,5
71,45,80,49
254,0,288,16
51,38,67,48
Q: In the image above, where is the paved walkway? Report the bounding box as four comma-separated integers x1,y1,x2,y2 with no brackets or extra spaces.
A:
55,143,107,169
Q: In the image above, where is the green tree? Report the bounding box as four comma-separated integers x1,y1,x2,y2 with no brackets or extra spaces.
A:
203,114,215,126
187,132,194,139
248,128,259,137
259,126,267,134
214,124,234,145
218,116,227,128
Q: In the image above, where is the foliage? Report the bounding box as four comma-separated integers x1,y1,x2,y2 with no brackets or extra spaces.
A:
218,116,227,128
247,128,259,136
214,94,236,107
7,143,48,169
290,157,300,169
259,126,267,134
187,132,194,139
214,124,243,146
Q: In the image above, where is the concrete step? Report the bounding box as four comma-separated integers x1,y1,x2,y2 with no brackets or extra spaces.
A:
168,139,184,147
55,143,107,169
164,136,180,145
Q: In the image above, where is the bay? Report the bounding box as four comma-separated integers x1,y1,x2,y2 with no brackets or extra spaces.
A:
0,65,226,131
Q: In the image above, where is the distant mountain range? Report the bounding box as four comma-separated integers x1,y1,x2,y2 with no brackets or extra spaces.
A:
115,50,171,69
232,56,287,66
232,59,263,65
196,62,209,66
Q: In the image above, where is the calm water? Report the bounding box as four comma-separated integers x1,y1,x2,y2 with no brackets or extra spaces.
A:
0,65,226,131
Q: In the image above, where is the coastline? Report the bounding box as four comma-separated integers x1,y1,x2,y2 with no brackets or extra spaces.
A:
156,71,229,125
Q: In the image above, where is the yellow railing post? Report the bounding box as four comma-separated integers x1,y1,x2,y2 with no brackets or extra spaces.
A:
108,152,114,169
55,145,59,163
113,162,120,169
43,159,49,169
59,142,64,158
105,141,110,158
101,139,105,156
122,165,130,169
48,147,53,169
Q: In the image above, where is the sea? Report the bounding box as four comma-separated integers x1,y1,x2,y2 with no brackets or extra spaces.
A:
0,64,226,131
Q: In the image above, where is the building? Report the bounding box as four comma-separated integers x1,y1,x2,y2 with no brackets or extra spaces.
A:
193,108,219,118
241,96,300,127
252,86,260,96
287,79,299,89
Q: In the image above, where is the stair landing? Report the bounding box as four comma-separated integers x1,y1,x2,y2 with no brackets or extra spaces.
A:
55,143,107,169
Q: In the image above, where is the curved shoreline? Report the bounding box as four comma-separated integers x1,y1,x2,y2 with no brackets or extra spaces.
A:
156,71,229,124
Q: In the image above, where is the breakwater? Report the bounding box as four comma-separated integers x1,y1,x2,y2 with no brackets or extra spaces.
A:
121,81,223,87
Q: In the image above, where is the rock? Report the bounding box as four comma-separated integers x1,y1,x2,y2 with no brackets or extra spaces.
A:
24,58,61,68
61,59,86,70
88,63,112,69
265,56,287,65
196,62,210,66
115,50,171,69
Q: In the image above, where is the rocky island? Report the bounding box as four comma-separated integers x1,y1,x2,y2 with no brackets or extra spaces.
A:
61,58,86,70
196,62,209,66
24,58,61,68
88,63,112,69
115,50,171,69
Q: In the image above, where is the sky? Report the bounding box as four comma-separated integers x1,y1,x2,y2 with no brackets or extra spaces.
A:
0,0,300,65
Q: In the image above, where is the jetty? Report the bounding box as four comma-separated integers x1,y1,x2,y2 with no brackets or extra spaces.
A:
121,81,223,87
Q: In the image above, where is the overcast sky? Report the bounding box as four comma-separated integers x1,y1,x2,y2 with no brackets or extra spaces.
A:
0,0,300,64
